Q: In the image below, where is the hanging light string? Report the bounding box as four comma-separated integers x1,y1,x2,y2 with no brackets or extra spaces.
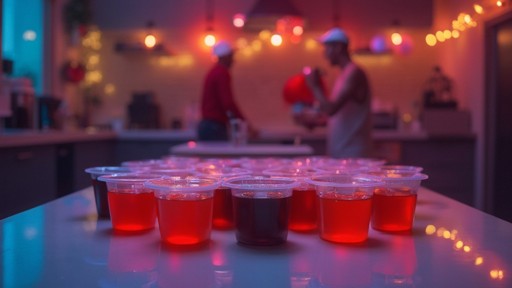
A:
425,0,509,47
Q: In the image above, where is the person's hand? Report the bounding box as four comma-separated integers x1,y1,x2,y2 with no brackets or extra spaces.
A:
304,67,322,90
292,107,327,130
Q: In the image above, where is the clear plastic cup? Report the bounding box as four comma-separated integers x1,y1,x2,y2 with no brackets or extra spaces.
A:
223,176,299,246
263,167,322,232
98,173,162,232
144,176,221,245
195,164,251,230
146,167,197,178
367,170,428,232
84,166,133,218
306,174,382,243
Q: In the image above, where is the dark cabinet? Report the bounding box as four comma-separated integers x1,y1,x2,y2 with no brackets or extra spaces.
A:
0,145,57,219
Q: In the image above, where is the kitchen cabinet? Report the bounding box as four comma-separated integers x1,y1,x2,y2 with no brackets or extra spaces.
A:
0,145,57,219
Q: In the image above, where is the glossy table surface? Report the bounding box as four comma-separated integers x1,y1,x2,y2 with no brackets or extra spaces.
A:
1,187,511,288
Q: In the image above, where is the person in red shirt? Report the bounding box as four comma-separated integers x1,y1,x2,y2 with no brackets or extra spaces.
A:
197,41,254,141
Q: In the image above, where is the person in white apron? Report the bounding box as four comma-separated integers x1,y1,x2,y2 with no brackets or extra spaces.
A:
295,27,373,158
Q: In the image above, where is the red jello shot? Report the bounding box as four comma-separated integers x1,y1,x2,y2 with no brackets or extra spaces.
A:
263,167,322,232
195,163,251,230
224,176,299,246
144,176,221,246
98,173,162,232
368,170,428,232
306,174,381,244
84,166,132,218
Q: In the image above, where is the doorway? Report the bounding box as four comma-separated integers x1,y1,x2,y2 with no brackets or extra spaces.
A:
485,11,512,222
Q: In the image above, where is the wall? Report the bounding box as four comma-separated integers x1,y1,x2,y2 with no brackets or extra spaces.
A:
433,0,512,209
78,0,437,130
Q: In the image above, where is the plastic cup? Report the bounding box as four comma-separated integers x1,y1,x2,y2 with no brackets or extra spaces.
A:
367,170,428,232
371,165,423,177
263,167,322,232
306,174,381,243
195,164,251,230
98,173,162,232
223,176,299,246
84,166,133,218
144,176,221,245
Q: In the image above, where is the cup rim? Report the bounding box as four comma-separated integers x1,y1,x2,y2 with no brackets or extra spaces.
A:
97,173,163,183
365,171,429,181
305,173,383,188
84,166,132,175
144,176,221,192
223,175,299,190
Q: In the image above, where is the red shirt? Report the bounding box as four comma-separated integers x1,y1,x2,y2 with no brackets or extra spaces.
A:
201,63,245,124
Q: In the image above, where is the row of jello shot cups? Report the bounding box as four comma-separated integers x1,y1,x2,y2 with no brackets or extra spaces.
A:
85,160,428,246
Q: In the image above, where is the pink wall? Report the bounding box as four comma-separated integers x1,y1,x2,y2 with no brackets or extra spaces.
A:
82,0,438,130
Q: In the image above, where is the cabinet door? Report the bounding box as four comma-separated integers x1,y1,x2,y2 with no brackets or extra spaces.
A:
0,145,57,219
73,140,116,191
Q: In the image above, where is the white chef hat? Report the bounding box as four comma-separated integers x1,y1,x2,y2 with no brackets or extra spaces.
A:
212,41,234,57
319,27,349,44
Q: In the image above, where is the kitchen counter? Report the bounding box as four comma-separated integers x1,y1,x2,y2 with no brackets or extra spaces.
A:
1,127,471,148
1,186,510,287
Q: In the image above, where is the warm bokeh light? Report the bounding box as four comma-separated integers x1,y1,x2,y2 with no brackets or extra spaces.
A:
236,38,248,49
391,32,403,45
437,227,445,237
458,13,467,24
251,40,262,51
85,70,102,84
204,33,216,47
144,34,157,48
450,229,458,240
88,54,100,66
104,83,116,95
443,230,451,239
463,245,471,252
475,256,484,266
443,30,452,39
232,13,245,28
464,14,472,24
497,1,504,7
425,34,437,46
270,34,283,46
452,30,460,38
305,38,318,50
436,31,446,42
474,4,484,14
425,224,436,235
259,30,271,40
490,269,504,280
455,240,464,249
469,21,478,27
292,25,304,36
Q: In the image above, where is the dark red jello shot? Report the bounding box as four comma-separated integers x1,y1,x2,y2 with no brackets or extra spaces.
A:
84,166,132,218
223,176,298,246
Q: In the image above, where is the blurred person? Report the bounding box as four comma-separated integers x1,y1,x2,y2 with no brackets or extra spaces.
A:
197,40,257,141
294,28,373,158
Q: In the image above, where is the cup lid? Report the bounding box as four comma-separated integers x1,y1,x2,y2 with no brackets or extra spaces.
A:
223,176,299,191
144,176,221,192
195,163,251,178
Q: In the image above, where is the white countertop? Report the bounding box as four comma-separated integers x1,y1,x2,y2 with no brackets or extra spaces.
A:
1,186,511,287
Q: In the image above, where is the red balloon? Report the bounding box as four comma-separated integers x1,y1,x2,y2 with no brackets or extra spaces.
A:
282,73,316,105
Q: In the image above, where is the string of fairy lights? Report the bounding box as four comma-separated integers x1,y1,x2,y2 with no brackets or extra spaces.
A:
425,0,509,46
